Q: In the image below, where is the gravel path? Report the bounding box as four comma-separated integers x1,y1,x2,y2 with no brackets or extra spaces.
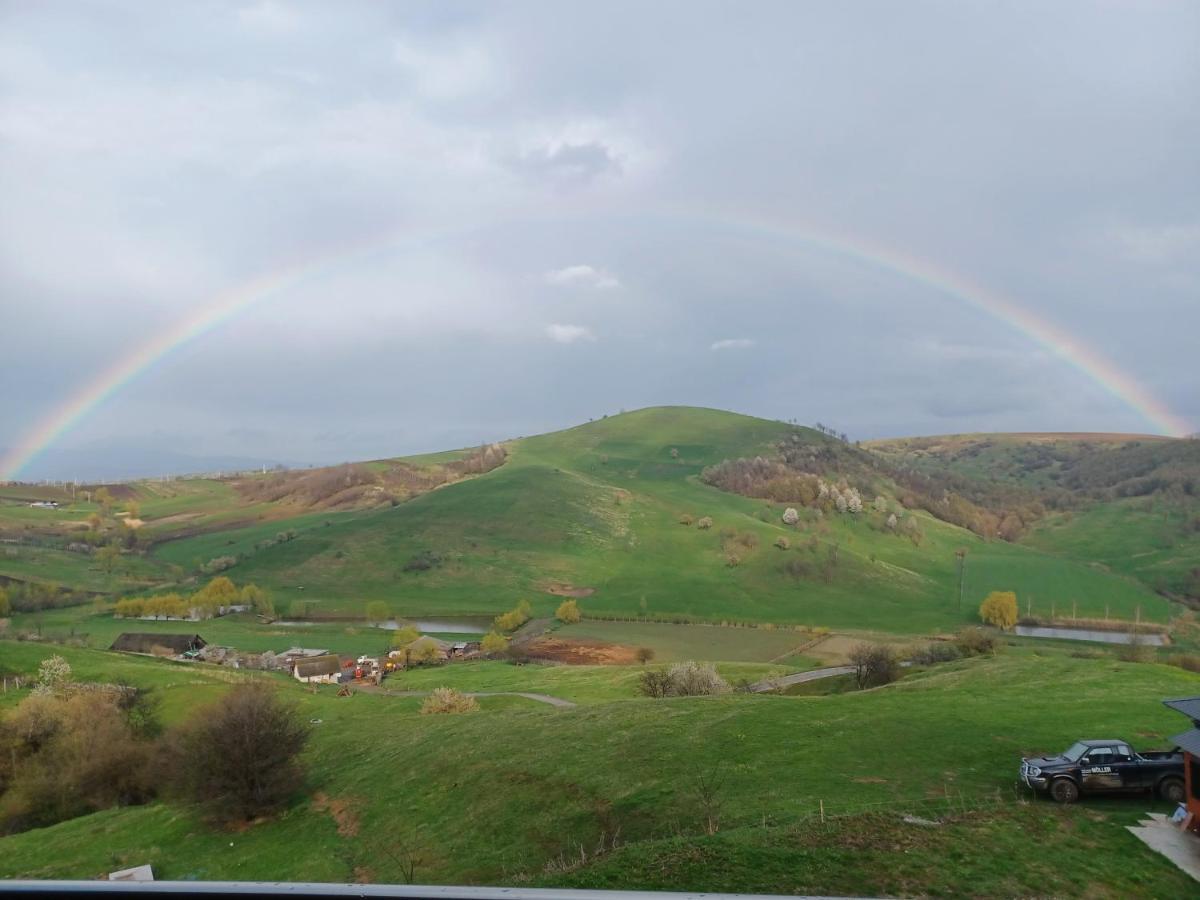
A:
749,665,856,693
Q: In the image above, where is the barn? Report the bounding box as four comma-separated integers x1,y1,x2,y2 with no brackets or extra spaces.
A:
1164,696,1200,832
292,654,341,684
110,633,206,656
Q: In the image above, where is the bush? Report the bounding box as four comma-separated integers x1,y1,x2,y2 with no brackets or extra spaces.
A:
910,642,962,666
402,551,441,572
725,554,741,568
848,643,898,689
678,514,694,526
200,555,238,575
637,669,671,698
781,507,799,525
665,661,730,696
696,516,713,530
555,599,582,623
420,687,479,715
168,684,308,824
955,627,996,657
390,625,421,648
635,646,655,664
480,631,509,654
1117,637,1156,664
1169,654,1200,673
365,600,390,624
494,599,532,633
979,591,1018,630
774,536,790,550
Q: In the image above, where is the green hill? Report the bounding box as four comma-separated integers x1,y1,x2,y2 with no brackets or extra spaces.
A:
3,407,1186,631
137,407,1161,632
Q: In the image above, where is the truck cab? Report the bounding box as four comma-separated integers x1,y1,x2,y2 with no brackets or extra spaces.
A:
1021,739,1185,804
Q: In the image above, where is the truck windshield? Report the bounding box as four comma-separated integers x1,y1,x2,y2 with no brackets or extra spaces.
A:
1062,742,1089,762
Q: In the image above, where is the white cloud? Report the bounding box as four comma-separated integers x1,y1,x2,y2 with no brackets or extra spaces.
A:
236,1,301,34
710,338,755,351
393,37,500,101
545,323,595,344
543,265,621,290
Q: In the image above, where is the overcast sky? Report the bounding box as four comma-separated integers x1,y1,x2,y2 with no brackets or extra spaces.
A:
2,1,1198,479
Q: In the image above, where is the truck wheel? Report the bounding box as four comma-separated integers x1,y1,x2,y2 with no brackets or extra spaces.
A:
1159,777,1185,804
1050,778,1079,804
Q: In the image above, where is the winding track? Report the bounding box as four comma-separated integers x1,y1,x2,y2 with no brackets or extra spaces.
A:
749,665,856,693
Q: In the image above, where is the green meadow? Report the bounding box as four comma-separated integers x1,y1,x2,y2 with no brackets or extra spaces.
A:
1,643,1197,896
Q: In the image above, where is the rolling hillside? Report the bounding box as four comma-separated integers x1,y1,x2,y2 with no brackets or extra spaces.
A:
3,407,1188,631
149,408,1168,631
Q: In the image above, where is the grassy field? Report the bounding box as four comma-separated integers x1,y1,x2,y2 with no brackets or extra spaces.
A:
1,644,1197,894
1027,497,1200,600
556,619,815,663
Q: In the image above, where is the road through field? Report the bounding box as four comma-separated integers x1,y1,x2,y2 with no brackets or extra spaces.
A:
749,665,855,693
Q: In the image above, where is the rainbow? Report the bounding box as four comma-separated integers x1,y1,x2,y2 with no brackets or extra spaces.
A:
2,212,1190,480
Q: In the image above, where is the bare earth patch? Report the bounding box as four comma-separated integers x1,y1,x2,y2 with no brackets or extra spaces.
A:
525,636,637,665
313,792,361,837
543,582,596,598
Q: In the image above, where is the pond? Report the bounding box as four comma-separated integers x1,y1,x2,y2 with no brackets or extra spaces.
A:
1014,625,1166,646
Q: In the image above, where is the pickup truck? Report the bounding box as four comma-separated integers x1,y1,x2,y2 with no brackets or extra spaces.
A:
1020,739,1185,804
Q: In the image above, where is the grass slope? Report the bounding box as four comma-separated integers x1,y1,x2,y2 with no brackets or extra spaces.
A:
180,408,1162,631
0,647,1196,894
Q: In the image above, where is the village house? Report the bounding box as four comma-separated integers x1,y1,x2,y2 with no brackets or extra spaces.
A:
292,654,341,684
110,633,206,657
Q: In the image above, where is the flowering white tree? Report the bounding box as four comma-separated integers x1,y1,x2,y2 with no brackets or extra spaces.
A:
781,507,800,525
33,655,72,696
845,489,863,514
886,513,898,531
873,495,889,513
834,492,848,514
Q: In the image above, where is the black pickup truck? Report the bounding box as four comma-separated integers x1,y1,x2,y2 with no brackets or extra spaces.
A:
1020,739,1185,803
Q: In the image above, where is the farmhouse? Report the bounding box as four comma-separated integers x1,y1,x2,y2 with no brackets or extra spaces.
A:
292,654,341,684
110,633,206,656
1164,696,1200,832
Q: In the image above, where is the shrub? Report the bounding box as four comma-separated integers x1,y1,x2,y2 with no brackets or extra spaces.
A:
420,687,479,715
169,684,308,824
494,599,533,633
638,669,671,698
1169,654,1200,673
848,643,898,689
635,646,655,664
955,627,996,656
390,625,421,647
781,507,799,525
365,600,390,625
402,551,441,572
678,514,694,526
1117,636,1156,664
200,555,238,575
774,536,790,550
725,554,741,568
696,516,713,530
784,558,811,579
736,532,759,549
555,599,582,623
911,642,962,666
979,591,1018,630
665,661,729,696
480,631,509,654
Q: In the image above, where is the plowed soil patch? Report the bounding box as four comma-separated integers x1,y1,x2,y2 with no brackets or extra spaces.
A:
525,636,637,665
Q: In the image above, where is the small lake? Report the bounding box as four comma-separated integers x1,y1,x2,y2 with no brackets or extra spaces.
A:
1014,625,1166,646
275,616,491,634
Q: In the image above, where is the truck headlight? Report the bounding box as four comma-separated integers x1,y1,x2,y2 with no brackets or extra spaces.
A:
1029,766,1041,776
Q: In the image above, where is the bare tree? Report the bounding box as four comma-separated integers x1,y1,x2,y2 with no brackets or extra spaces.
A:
170,684,309,823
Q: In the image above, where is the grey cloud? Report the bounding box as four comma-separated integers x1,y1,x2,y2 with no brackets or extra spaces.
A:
1,0,1197,479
